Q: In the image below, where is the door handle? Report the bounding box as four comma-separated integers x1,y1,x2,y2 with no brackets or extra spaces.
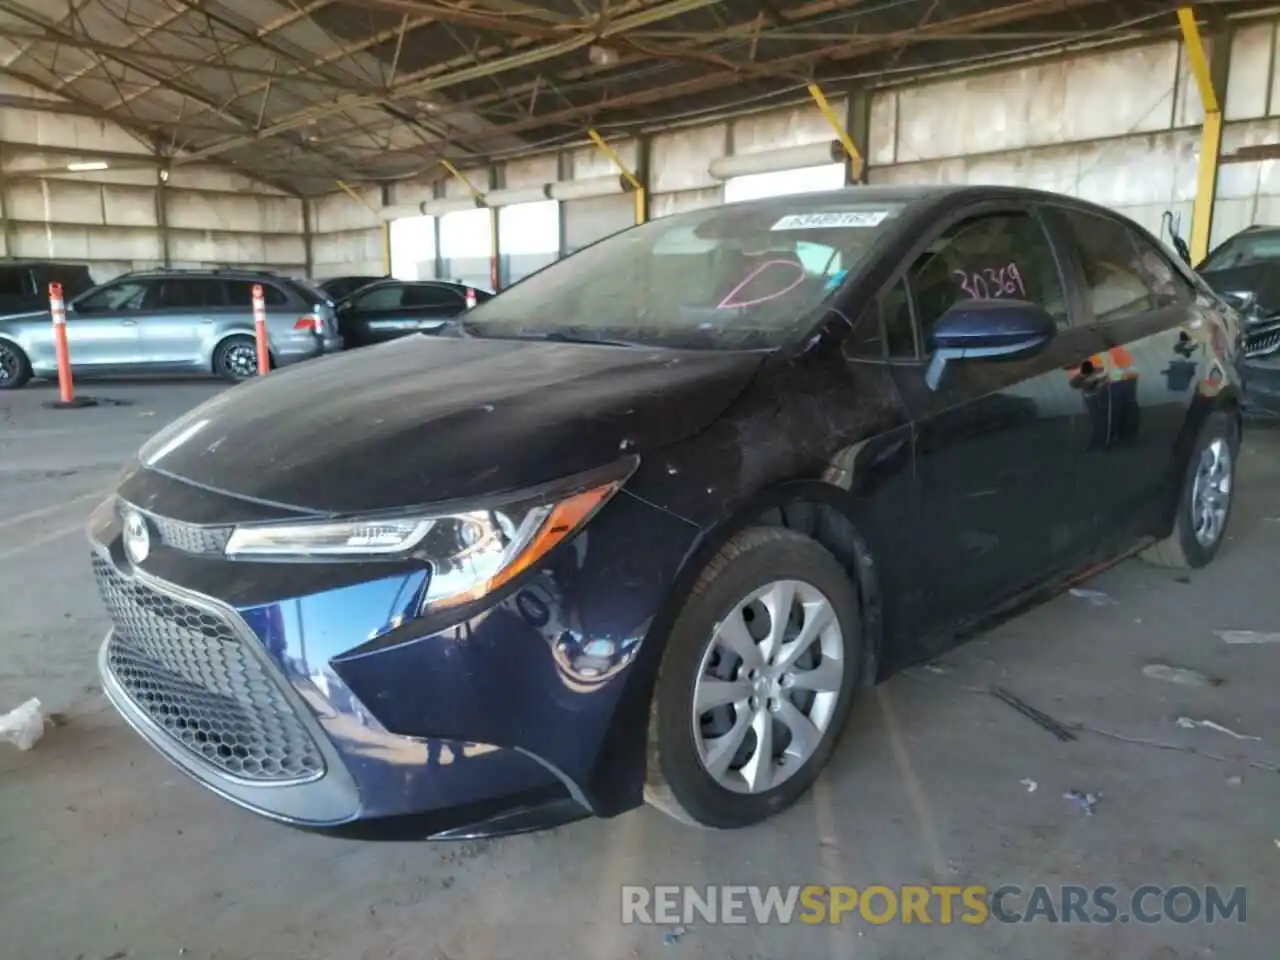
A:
200,318,215,324
120,319,138,326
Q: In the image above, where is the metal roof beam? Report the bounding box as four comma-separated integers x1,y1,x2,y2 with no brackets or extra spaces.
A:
170,0,729,165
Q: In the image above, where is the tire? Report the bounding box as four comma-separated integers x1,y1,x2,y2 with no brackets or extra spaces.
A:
645,526,863,829
213,336,260,383
0,339,31,389
1141,410,1239,569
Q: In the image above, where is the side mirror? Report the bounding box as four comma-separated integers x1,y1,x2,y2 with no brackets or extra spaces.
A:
926,299,1057,390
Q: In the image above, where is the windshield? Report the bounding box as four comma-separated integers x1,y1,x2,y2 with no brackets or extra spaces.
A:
1201,230,1280,272
462,197,907,349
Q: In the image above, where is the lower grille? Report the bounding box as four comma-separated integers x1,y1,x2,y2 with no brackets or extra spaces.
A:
1246,326,1280,359
93,555,323,783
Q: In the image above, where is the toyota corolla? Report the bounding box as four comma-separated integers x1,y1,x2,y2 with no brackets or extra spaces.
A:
90,185,1242,839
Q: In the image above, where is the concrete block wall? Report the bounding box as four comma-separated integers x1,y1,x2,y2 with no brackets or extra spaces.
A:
0,76,307,284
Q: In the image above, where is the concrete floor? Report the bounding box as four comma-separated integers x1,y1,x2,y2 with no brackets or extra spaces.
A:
2,378,1278,960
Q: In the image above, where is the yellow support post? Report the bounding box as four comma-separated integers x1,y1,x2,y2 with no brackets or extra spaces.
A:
1178,7,1222,265
438,159,486,200
587,128,645,224
808,83,863,181
382,223,391,276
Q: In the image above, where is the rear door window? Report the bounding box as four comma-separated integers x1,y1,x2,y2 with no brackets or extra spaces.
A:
1058,211,1154,323
352,284,406,310
404,285,465,310
157,278,226,309
225,281,288,307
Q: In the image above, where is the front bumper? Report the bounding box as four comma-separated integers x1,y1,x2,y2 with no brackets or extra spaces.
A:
89,474,698,838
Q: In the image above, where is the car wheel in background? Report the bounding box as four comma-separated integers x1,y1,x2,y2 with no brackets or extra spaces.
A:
645,526,862,828
1141,409,1240,569
213,336,261,383
0,339,32,389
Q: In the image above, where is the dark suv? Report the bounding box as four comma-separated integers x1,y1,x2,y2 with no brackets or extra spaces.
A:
0,268,342,389
0,260,94,315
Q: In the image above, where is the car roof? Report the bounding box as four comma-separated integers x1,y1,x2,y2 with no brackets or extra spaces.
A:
118,268,289,281
0,260,91,269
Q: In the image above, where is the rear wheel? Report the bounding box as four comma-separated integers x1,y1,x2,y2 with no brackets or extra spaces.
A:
645,527,862,828
0,340,31,389
1141,410,1239,569
213,336,260,383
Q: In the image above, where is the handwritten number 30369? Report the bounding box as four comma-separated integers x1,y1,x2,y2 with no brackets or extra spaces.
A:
953,264,1026,300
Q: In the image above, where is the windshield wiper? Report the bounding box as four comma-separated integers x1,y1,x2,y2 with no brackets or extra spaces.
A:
536,329,646,348
460,325,646,347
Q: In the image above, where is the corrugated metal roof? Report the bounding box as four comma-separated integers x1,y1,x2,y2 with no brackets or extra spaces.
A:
0,0,1261,194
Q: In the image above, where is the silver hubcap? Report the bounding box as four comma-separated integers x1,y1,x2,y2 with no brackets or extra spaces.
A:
692,580,844,795
1190,437,1232,547
0,343,17,384
225,343,258,379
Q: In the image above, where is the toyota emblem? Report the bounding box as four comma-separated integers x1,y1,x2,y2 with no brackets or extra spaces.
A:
123,510,151,565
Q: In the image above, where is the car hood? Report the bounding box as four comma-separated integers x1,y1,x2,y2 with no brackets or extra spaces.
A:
1200,266,1280,321
137,335,765,514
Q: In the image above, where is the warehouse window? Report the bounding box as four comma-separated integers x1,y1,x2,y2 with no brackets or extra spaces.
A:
390,215,437,281
439,207,493,290
498,199,559,286
724,162,846,203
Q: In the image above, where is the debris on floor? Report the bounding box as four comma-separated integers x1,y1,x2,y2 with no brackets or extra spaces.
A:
1215,630,1280,645
1020,778,1038,793
1069,587,1118,606
1227,775,1242,786
0,697,45,751
1142,663,1222,688
922,662,949,675
1176,717,1261,741
991,687,1078,742
1063,790,1100,816
663,926,690,946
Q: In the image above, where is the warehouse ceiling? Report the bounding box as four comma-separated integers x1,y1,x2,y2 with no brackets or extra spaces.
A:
0,0,1267,195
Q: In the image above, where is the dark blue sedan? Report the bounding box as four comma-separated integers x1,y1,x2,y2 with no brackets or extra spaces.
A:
90,185,1244,838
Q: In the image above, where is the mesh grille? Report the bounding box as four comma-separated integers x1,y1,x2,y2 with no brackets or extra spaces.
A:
94,555,323,782
153,515,231,555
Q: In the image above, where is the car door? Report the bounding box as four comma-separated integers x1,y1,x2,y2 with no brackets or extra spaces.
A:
54,277,150,368
883,204,1108,633
403,283,467,332
1047,206,1209,541
338,282,415,347
141,277,227,366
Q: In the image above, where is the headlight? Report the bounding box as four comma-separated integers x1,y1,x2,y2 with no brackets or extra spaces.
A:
223,465,632,608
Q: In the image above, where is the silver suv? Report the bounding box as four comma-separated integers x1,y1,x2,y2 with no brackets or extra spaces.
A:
0,268,342,389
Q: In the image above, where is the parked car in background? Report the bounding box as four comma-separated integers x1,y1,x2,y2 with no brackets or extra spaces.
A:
335,278,493,348
318,275,387,301
1192,225,1280,417
0,260,94,315
0,268,341,389
92,185,1242,840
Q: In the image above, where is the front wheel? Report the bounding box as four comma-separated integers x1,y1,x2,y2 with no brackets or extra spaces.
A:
0,340,32,389
213,336,261,383
645,526,862,829
1141,410,1239,569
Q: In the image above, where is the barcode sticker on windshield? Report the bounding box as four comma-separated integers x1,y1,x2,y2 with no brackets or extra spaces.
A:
771,211,889,230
